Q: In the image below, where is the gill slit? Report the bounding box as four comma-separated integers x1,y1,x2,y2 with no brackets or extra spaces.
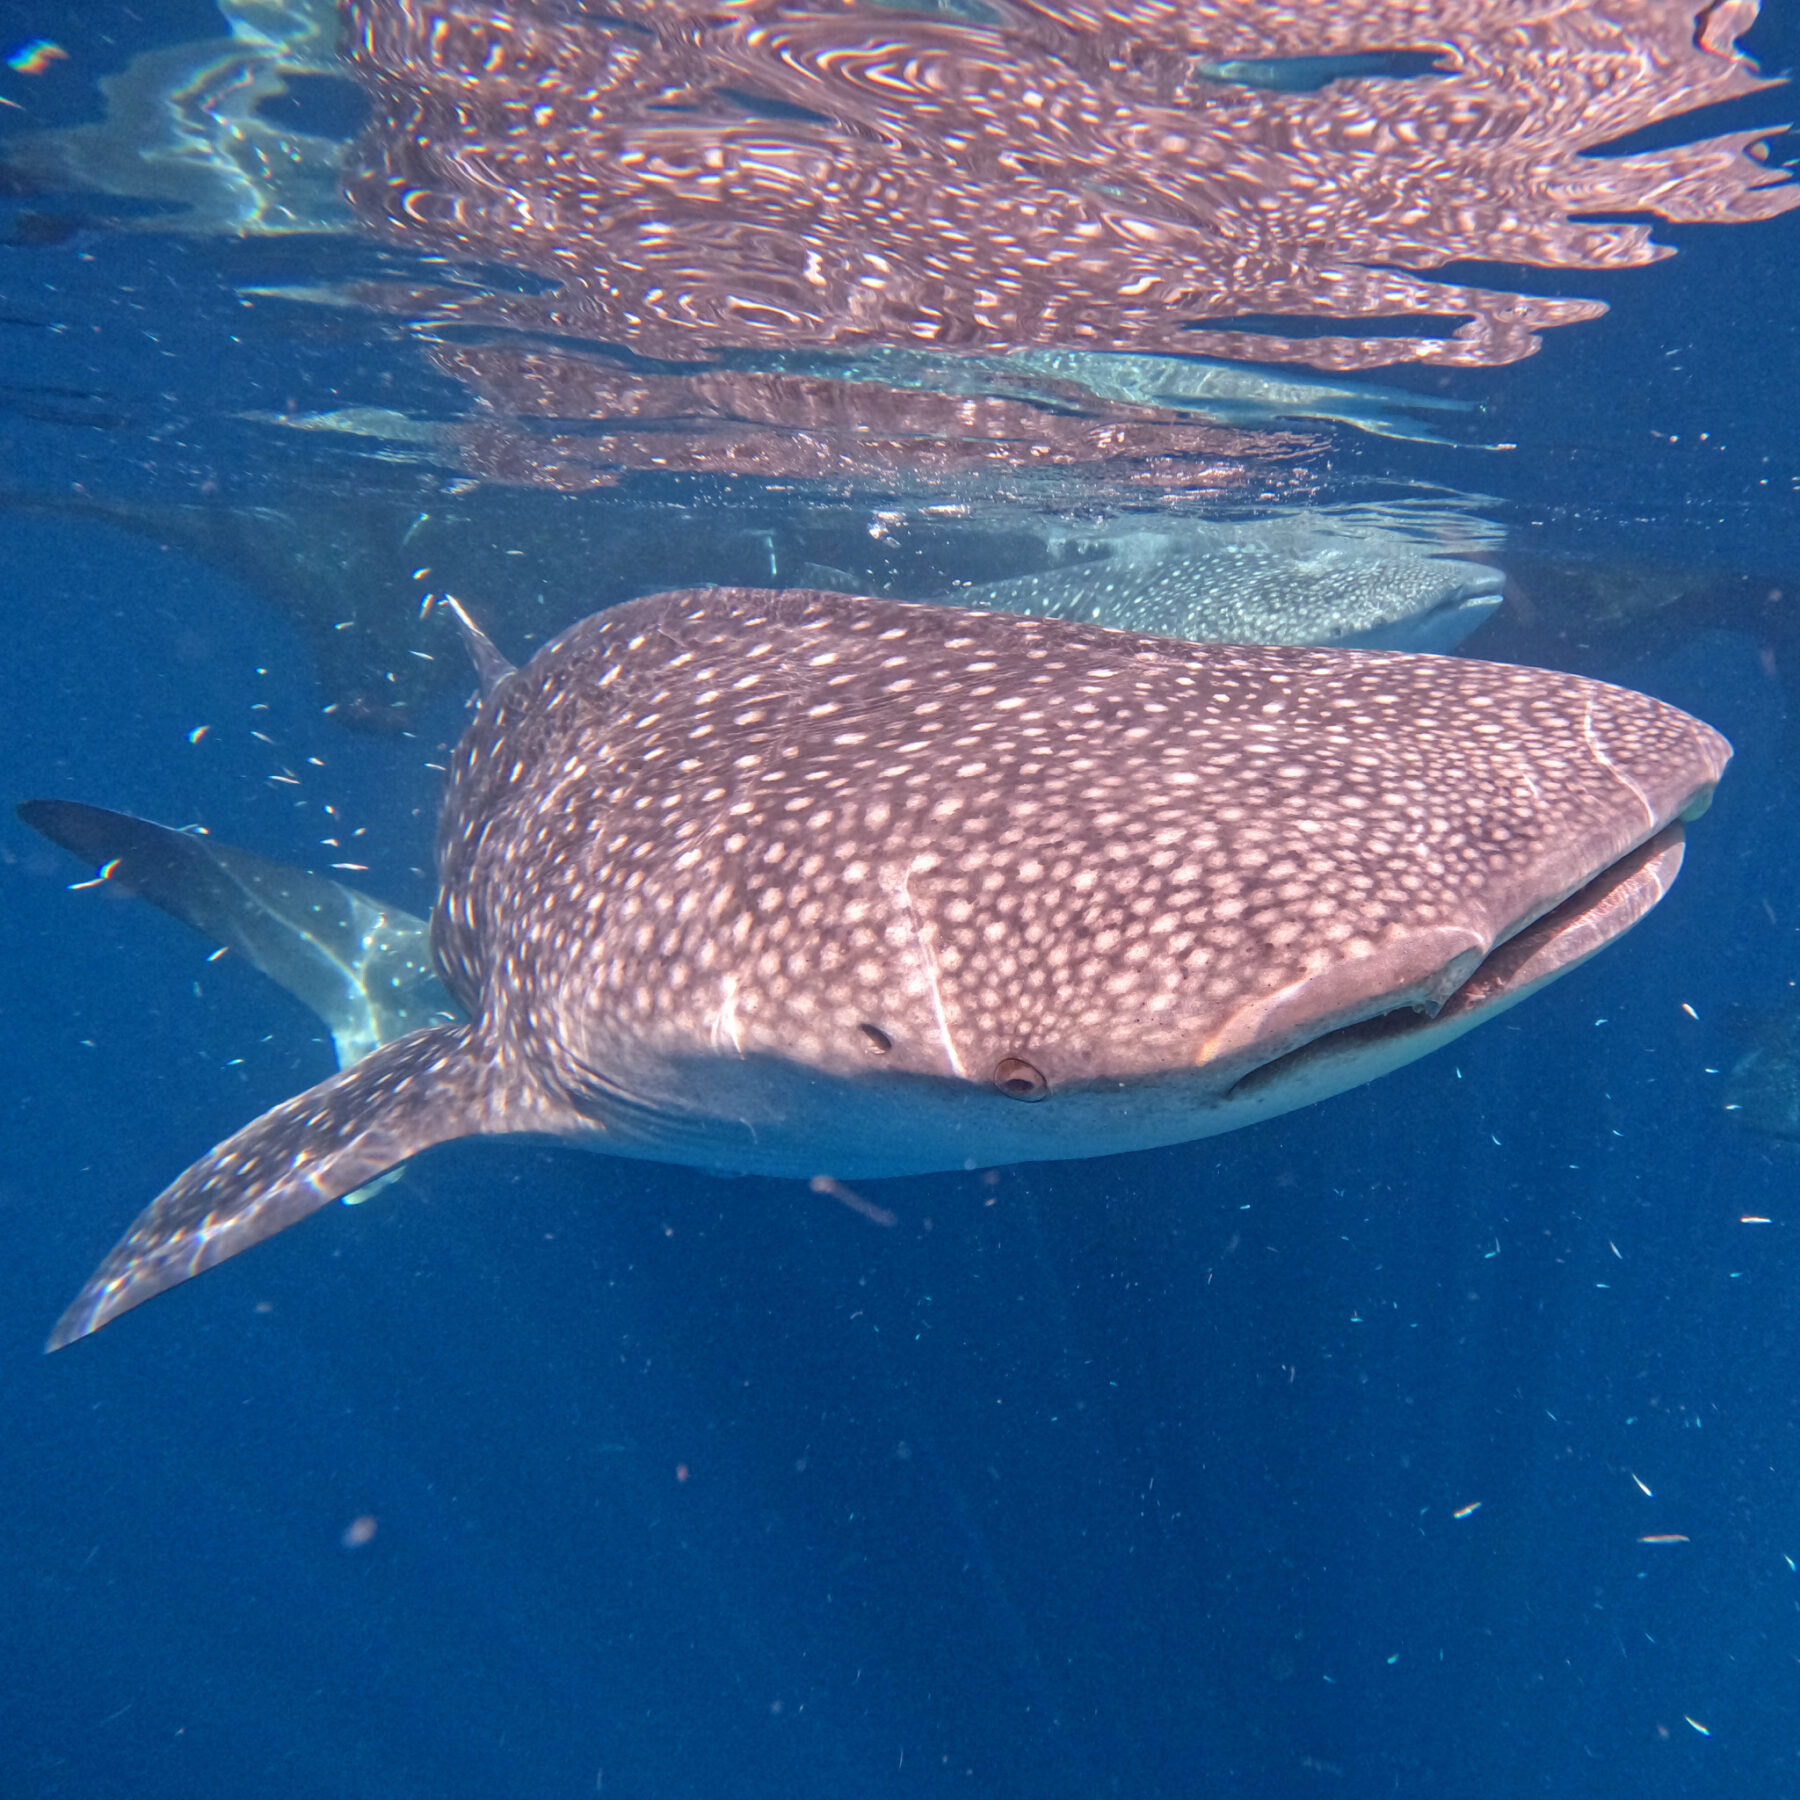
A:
1580,696,1657,835
710,972,745,1055
897,857,965,1080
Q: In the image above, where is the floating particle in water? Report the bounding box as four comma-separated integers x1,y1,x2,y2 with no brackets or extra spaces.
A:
811,1173,897,1228
66,857,121,892
7,39,68,75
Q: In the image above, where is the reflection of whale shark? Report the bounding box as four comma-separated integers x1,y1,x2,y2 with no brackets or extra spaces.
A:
992,351,1476,445
38,587,1727,1349
0,0,351,237
19,800,455,1069
768,346,1478,444
938,514,1504,652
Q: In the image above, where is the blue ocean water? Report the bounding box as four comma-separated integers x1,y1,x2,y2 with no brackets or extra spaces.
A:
2,3,1799,1796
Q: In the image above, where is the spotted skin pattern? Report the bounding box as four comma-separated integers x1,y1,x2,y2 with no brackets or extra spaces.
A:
946,527,1505,650
49,588,1729,1348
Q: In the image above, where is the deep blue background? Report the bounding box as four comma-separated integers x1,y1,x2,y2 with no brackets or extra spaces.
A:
5,3,1800,1796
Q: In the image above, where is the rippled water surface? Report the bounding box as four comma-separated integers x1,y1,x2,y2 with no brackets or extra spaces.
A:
3,2,1799,1795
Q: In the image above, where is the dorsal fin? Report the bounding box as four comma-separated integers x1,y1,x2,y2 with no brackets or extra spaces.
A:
439,593,515,696
46,1023,538,1350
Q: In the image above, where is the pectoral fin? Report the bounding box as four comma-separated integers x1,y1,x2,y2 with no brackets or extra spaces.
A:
18,799,457,1066
49,1022,505,1350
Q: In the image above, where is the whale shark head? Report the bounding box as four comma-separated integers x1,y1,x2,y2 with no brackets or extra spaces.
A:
42,587,1728,1348
947,516,1506,655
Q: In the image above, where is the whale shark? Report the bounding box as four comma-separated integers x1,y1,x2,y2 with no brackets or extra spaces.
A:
938,515,1505,653
2,486,1504,729
760,346,1480,445
38,588,1728,1349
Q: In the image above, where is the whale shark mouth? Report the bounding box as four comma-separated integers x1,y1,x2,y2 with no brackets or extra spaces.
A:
1329,567,1505,653
1443,568,1508,606
1228,822,1687,1105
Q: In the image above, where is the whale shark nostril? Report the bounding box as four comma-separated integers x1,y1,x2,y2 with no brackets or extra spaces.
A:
858,1023,893,1055
994,1057,1049,1101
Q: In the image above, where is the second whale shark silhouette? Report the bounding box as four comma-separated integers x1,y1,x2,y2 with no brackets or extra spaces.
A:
935,513,1504,653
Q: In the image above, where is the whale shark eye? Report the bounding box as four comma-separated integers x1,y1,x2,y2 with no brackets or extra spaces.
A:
858,1023,893,1054
993,1056,1048,1100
